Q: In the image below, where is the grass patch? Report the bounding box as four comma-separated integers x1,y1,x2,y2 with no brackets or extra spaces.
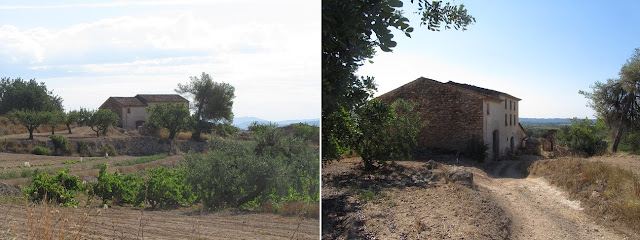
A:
529,158,640,234
108,154,168,167
62,157,106,165
0,168,60,180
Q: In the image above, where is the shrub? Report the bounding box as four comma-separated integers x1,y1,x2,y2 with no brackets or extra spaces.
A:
32,146,52,156
466,136,489,162
22,168,83,206
214,123,239,138
99,144,117,157
292,123,319,143
556,118,608,156
145,166,195,209
0,139,26,153
182,136,319,209
91,164,144,206
76,141,94,157
50,135,71,155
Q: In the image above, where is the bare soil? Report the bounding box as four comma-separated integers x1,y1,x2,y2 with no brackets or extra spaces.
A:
323,156,633,239
322,157,509,239
0,202,318,239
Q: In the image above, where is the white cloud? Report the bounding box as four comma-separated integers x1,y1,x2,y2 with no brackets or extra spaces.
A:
3,1,320,121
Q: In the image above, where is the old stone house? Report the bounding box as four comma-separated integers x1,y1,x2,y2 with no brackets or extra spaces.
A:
378,77,527,160
99,94,189,129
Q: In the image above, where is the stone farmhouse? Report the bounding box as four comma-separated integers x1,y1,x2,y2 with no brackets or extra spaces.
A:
378,77,527,160
99,94,189,129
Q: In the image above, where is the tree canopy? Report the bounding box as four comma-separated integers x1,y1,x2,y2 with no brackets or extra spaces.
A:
322,0,474,161
581,48,640,152
79,108,119,137
175,72,235,141
8,110,48,140
145,103,193,140
0,77,63,115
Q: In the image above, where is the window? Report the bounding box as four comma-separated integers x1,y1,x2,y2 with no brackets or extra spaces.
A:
487,103,490,115
510,114,512,125
127,108,130,114
509,100,512,110
505,114,508,126
504,99,507,109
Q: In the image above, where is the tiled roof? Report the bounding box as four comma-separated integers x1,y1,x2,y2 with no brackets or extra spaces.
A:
135,94,189,104
110,97,146,107
446,81,520,101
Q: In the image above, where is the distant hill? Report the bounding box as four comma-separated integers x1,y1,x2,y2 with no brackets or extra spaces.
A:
519,118,596,126
233,117,319,130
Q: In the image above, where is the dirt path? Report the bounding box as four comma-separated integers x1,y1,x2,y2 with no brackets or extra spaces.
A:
474,160,626,240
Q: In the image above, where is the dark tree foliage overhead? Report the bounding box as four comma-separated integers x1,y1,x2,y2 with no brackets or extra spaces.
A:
176,72,235,141
322,0,474,161
580,48,640,152
0,77,63,115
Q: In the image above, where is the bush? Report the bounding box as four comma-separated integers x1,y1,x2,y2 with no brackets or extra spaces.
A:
32,146,52,156
214,123,239,138
182,136,319,209
50,135,71,155
292,123,319,143
145,166,195,209
99,144,117,157
556,118,608,156
91,164,144,206
0,139,27,153
22,168,83,206
466,136,489,162
76,141,94,157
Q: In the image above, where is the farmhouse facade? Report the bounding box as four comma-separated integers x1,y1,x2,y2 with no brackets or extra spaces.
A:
99,94,189,129
378,77,527,160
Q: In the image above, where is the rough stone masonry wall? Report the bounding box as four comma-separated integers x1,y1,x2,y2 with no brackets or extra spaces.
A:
17,137,206,156
378,79,484,152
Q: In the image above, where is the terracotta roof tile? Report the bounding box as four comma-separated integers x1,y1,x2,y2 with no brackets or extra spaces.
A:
135,94,189,104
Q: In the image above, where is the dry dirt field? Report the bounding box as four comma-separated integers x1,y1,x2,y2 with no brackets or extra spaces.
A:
322,157,509,239
323,156,636,239
0,202,318,239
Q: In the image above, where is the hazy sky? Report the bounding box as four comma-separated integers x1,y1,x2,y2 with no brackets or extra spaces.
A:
0,0,320,122
358,1,640,118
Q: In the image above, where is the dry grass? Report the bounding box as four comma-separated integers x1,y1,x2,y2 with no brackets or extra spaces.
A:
0,116,69,136
529,158,640,235
261,201,319,219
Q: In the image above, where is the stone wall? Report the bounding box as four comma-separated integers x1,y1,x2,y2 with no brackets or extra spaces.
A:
15,137,206,156
378,78,484,152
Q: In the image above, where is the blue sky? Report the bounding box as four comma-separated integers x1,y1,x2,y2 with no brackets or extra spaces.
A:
0,0,320,122
358,1,640,118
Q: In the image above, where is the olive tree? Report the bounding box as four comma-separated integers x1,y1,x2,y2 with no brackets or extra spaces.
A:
581,48,640,152
175,72,235,141
79,108,119,137
7,110,48,140
145,103,193,139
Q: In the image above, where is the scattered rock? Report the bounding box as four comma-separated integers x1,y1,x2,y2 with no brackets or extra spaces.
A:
424,160,440,170
446,167,474,188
